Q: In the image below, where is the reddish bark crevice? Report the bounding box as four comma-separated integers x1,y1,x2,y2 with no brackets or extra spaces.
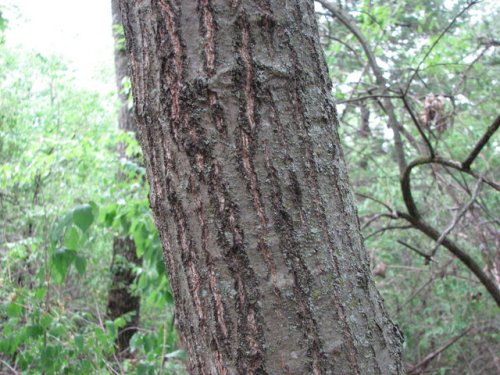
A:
119,0,405,373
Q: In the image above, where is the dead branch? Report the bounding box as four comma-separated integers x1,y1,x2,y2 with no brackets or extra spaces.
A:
462,114,500,170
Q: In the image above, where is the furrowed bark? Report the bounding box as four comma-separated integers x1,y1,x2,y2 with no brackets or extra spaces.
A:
119,0,404,373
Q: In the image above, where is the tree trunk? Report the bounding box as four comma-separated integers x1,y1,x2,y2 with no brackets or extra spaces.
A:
106,0,141,355
119,0,404,373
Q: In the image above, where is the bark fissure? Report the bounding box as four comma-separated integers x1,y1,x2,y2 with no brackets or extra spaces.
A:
120,0,405,373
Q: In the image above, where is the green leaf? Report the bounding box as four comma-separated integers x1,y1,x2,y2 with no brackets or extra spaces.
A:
104,209,116,227
50,212,73,243
34,287,47,301
51,248,77,281
105,320,117,338
74,335,84,352
63,225,80,250
114,317,126,329
6,302,23,318
40,314,53,329
89,200,99,219
25,324,44,338
80,359,93,372
73,204,94,232
74,255,87,275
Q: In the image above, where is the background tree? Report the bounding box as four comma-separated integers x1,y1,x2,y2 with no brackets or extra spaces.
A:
119,0,404,373
0,7,183,373
106,0,142,355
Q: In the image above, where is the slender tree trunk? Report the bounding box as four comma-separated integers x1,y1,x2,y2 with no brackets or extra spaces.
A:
119,0,404,373
106,0,141,355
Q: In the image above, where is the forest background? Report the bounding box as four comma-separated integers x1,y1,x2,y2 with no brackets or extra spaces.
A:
0,0,498,374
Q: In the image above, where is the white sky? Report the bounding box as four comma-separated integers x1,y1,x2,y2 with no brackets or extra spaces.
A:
2,0,114,91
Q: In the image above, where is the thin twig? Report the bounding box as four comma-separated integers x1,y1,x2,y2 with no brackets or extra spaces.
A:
404,0,479,95
355,192,395,213
361,213,399,230
0,358,19,375
430,177,483,257
397,240,433,264
452,45,491,96
336,94,401,104
462,114,500,170
407,327,472,374
365,225,413,240
400,92,435,157
398,211,500,306
396,258,454,315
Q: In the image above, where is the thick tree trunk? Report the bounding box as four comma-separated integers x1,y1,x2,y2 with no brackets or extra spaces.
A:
106,0,141,355
119,0,404,373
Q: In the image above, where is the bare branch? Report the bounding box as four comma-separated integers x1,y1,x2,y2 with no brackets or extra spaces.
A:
336,94,401,105
401,156,500,219
317,0,407,175
398,211,500,307
430,177,483,256
400,93,435,157
407,327,472,374
365,225,413,240
397,240,433,264
462,114,500,170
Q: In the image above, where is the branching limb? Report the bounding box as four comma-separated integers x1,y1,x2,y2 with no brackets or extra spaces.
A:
398,211,500,306
401,156,500,219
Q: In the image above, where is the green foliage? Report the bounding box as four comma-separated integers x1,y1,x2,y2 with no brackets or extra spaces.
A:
320,0,499,372
0,39,183,373
113,23,127,52
0,9,6,45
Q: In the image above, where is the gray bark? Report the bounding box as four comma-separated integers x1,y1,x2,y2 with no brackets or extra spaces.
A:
119,0,404,373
